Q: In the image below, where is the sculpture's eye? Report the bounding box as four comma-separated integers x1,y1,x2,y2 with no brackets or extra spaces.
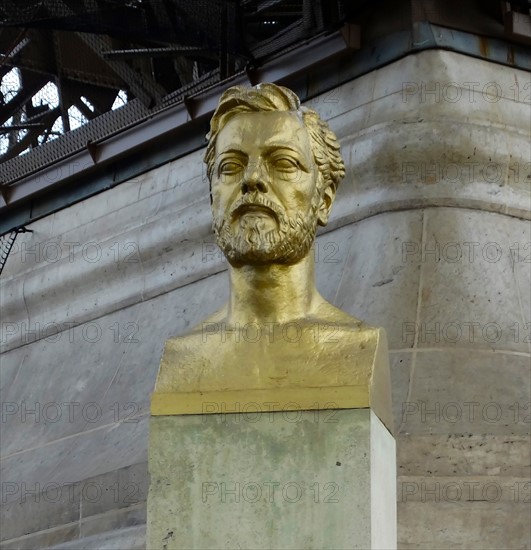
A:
272,156,299,172
219,160,243,175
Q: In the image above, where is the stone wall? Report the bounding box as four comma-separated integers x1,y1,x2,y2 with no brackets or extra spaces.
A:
1,49,529,549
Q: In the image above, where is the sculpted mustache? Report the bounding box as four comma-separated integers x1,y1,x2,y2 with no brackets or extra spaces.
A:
229,194,284,221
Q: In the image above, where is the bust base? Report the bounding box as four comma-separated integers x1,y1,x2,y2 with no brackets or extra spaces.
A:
147,409,396,549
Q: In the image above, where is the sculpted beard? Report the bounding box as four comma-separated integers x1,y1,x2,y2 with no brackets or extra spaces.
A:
213,192,321,266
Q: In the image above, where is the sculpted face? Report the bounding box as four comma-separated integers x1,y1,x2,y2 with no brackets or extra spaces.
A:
211,111,329,266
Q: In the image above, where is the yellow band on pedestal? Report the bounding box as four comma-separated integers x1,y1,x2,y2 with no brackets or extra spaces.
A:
151,386,370,416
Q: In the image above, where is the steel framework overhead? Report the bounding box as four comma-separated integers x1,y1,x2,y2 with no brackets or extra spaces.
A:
0,0,530,237
0,0,349,161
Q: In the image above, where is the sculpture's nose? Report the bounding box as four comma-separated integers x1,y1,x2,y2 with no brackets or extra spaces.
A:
241,159,268,194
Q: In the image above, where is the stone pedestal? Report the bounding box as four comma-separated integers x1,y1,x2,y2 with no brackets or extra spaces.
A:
148,328,396,549
148,409,395,550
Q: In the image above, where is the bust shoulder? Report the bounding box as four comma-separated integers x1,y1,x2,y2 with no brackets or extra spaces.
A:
155,309,383,395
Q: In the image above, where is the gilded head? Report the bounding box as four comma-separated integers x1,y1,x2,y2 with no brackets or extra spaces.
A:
204,83,345,267
205,83,345,195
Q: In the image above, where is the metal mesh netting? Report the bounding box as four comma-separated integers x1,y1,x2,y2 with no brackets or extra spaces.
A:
1,69,78,156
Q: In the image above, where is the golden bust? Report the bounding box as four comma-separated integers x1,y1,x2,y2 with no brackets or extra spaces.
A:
153,83,391,429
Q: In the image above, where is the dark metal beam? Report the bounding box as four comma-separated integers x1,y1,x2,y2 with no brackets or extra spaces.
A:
81,86,118,114
149,0,197,88
0,27,28,70
0,74,48,125
0,55,124,89
75,32,166,107
502,3,531,42
52,31,71,134
0,124,47,132
1,107,60,162
45,0,166,107
74,98,97,121
0,34,30,66
101,47,219,61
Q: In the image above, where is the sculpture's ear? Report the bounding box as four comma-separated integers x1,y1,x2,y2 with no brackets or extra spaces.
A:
317,181,336,226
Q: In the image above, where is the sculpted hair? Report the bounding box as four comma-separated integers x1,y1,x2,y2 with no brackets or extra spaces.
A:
204,83,345,191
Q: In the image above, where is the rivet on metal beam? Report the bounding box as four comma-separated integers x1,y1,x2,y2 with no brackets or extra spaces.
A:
183,96,195,119
86,141,100,163
0,187,8,207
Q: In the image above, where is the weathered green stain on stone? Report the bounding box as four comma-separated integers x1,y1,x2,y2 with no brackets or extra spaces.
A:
147,409,391,549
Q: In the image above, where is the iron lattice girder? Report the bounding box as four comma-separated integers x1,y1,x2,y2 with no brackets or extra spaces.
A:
0,71,52,124
0,48,127,91
0,0,353,164
75,31,166,107
1,107,60,162
47,31,127,89
101,46,221,61
1,28,53,78
48,0,167,106
1,0,224,49
0,26,358,210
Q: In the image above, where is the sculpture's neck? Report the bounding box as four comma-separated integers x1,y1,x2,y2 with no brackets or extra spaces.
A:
227,253,321,325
